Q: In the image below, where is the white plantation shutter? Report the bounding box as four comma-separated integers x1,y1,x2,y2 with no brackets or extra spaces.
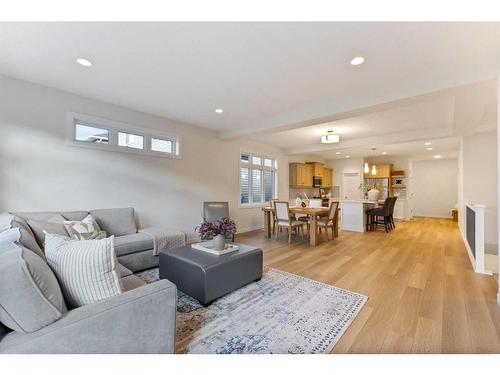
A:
252,169,262,203
264,170,274,202
240,167,249,204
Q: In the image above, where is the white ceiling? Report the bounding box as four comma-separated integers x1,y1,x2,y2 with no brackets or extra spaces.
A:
0,22,499,139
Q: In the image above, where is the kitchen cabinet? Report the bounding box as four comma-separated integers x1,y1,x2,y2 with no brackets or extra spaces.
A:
306,162,324,177
289,163,313,187
363,164,392,179
322,168,333,187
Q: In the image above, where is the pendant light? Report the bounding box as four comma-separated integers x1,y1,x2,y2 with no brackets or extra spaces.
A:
371,165,377,176
364,162,369,173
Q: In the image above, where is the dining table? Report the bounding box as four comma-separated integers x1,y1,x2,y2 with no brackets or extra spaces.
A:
261,205,338,246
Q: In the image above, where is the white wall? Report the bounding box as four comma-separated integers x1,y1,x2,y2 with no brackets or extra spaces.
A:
326,157,364,200
411,158,458,218
458,131,498,252
0,75,289,240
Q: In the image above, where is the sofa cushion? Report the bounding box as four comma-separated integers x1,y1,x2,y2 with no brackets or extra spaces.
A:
120,275,147,292
0,242,67,333
0,214,45,260
113,233,154,257
13,211,89,222
89,208,137,237
44,234,123,309
118,263,133,277
27,216,69,248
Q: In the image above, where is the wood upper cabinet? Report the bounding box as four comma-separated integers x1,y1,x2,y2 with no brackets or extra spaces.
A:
322,168,333,187
363,164,392,179
306,162,324,177
289,163,313,187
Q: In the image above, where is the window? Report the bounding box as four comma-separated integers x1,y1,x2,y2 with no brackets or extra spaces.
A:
151,138,174,154
240,152,277,206
68,112,181,158
75,123,109,144
118,132,144,149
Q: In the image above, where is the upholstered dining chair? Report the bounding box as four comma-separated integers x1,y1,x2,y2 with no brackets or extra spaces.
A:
298,198,323,225
274,201,306,243
308,199,323,208
203,201,234,241
317,201,339,240
366,197,393,233
270,199,279,235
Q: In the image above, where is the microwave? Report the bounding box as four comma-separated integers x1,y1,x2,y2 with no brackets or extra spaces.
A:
313,176,322,187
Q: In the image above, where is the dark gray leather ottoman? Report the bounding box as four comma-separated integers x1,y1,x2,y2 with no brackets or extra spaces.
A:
159,244,263,305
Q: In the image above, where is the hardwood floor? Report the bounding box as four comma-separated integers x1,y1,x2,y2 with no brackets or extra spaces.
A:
236,217,500,353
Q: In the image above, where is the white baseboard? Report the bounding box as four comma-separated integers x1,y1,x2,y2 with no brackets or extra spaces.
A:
412,214,452,219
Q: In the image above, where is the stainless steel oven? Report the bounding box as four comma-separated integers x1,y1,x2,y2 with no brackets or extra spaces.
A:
313,176,322,187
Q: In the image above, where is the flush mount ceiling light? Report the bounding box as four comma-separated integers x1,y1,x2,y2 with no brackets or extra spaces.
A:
335,151,341,155
76,58,92,67
321,130,340,144
433,155,442,159
215,108,224,114
427,147,433,151
350,56,365,66
371,165,377,175
345,155,350,158
364,162,369,173
381,151,387,155
424,142,432,146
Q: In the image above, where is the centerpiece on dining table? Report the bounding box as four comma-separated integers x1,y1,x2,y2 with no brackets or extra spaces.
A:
194,218,238,254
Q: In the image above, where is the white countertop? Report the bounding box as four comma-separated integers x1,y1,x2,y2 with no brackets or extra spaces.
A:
341,199,383,204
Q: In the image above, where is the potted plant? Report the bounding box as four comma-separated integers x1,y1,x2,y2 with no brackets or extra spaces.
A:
196,218,237,250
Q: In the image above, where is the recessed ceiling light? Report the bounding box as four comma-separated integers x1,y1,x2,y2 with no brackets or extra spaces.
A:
76,58,92,67
335,151,341,155
424,142,432,146
350,56,365,66
381,151,387,155
345,155,350,158
433,155,442,159
426,147,433,151
215,108,224,114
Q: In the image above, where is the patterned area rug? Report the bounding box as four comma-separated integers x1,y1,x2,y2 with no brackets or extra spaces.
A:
136,267,367,354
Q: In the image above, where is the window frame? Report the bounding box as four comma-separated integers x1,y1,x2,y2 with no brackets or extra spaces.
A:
66,112,182,159
239,151,277,208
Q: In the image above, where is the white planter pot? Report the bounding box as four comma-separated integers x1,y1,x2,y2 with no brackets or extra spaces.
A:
367,189,380,201
212,234,226,250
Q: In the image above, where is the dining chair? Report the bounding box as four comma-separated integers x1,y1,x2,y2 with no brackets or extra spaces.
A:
274,201,306,243
270,199,279,235
388,196,398,230
316,201,339,240
202,201,234,241
298,198,323,226
366,197,393,233
308,199,323,208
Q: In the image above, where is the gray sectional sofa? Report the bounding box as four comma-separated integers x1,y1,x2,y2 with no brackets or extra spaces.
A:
0,207,184,354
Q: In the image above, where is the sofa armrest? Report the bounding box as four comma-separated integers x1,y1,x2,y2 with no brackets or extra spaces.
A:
0,280,177,354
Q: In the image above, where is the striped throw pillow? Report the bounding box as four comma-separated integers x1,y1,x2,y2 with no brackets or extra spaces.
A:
44,233,122,308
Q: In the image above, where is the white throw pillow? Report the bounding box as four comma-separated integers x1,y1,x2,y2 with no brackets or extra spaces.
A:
44,233,122,308
63,214,106,240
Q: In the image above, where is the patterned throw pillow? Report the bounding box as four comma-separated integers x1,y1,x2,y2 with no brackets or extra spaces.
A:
64,214,106,240
44,233,122,308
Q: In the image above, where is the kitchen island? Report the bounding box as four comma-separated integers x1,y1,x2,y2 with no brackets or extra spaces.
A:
340,199,380,232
